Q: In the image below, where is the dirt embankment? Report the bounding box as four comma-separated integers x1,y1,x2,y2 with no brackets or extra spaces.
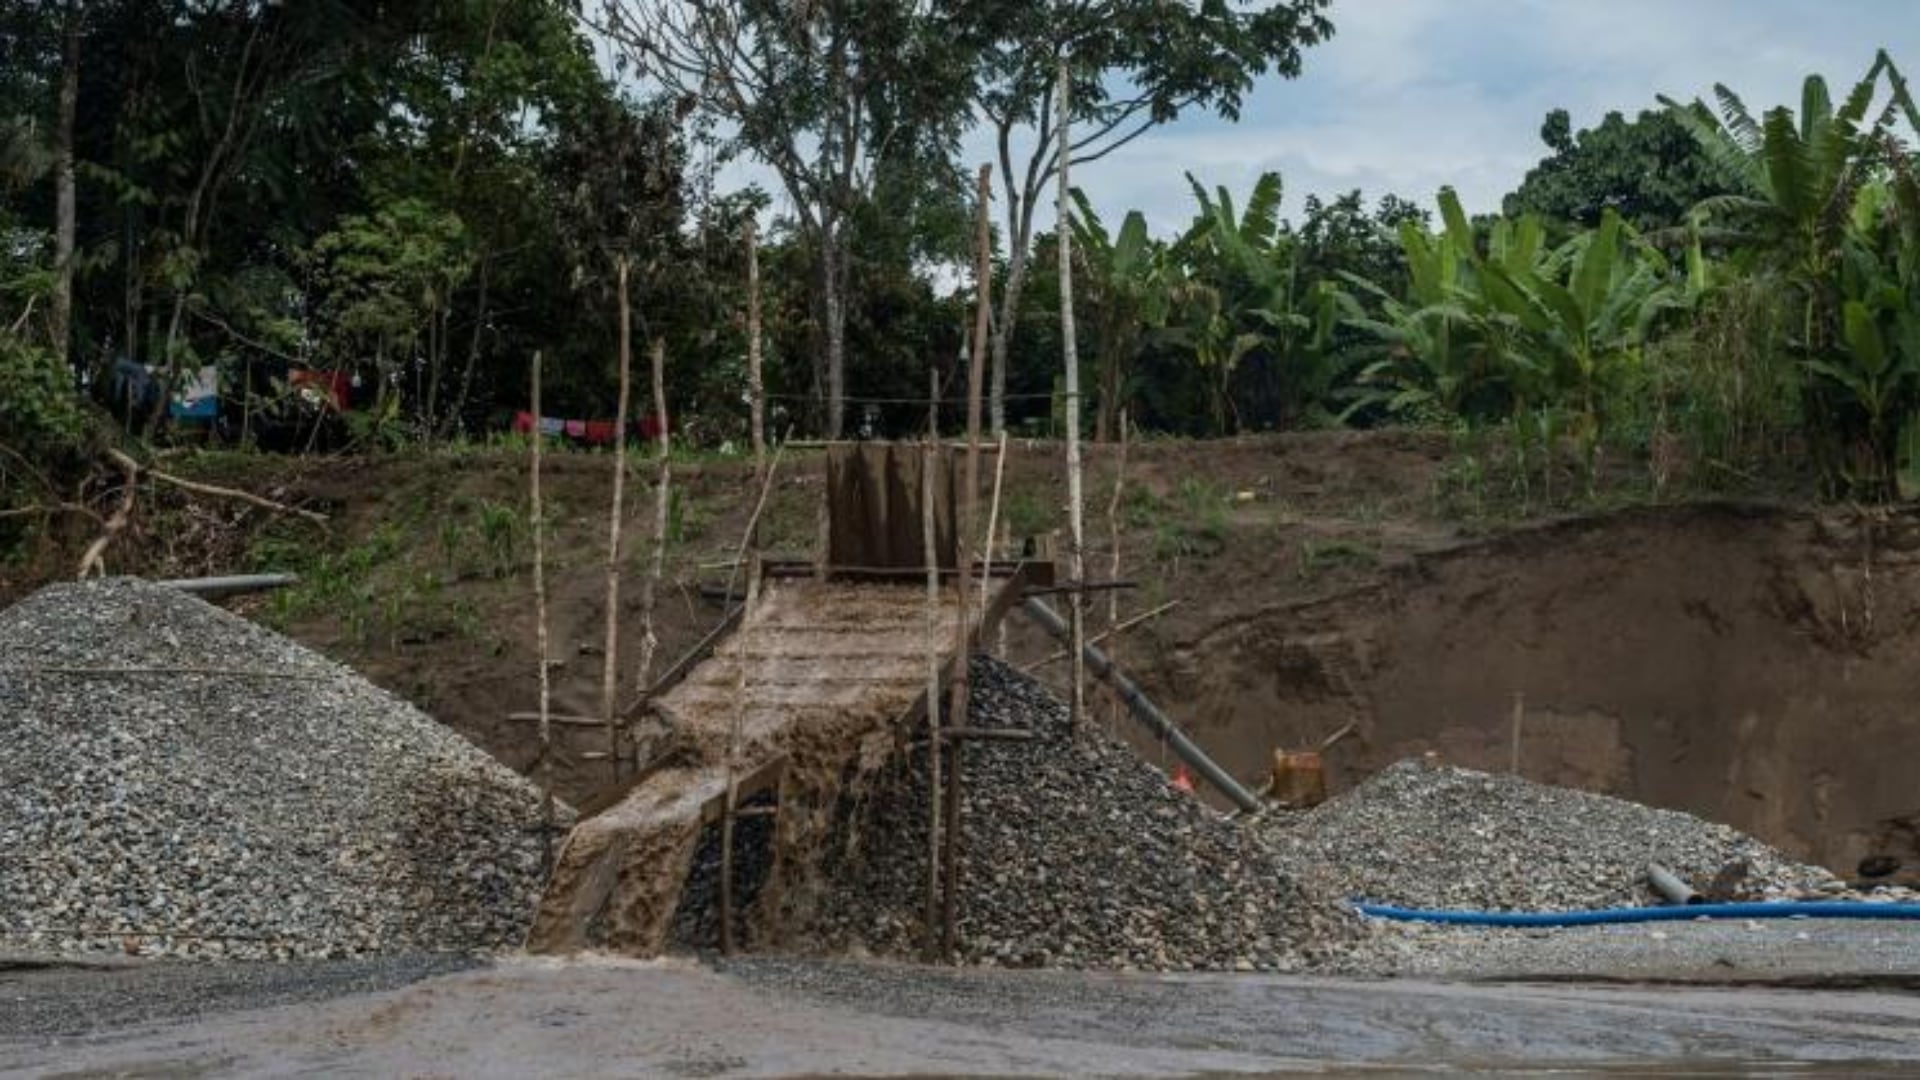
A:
13,433,1919,877
1140,502,1920,875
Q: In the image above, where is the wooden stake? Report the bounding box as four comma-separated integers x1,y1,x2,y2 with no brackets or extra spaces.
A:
1510,691,1524,776
922,367,943,953
745,217,767,615
1104,411,1129,732
1056,57,1087,732
602,256,635,780
530,350,555,869
720,661,743,956
635,339,672,694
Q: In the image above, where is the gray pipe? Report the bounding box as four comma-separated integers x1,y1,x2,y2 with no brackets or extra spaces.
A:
156,573,300,599
1646,862,1702,905
1020,597,1261,813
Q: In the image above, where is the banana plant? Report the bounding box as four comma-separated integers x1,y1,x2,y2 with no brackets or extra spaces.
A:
1070,189,1173,441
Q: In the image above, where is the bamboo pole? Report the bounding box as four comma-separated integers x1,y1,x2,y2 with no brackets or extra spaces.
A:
635,339,672,693
941,162,993,954
1056,57,1087,732
1104,411,1129,731
530,350,555,869
922,367,943,953
602,257,635,779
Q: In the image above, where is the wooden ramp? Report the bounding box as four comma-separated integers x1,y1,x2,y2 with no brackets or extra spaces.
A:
526,568,1034,955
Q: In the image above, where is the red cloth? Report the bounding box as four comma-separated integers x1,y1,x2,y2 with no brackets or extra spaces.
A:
637,414,669,442
583,420,618,445
512,411,535,434
289,369,349,411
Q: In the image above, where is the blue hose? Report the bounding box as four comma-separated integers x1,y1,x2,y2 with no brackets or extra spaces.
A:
1353,900,1920,927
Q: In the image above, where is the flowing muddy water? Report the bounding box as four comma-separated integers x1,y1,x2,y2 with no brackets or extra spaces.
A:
8,939,1920,1077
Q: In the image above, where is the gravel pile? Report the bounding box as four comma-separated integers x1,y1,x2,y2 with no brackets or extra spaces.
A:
1268,757,1840,912
815,658,1366,972
0,578,564,961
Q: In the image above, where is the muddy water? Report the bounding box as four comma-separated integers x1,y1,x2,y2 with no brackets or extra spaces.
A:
6,954,1918,1076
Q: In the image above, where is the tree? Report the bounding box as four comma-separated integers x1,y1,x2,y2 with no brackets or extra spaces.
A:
1504,107,1742,234
1293,189,1428,290
591,0,981,437
973,0,1333,432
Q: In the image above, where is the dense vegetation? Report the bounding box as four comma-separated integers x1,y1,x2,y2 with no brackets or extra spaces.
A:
3,2,1919,549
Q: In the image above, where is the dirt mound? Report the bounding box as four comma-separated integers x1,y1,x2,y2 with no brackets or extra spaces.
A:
0,578,564,960
807,659,1367,972
1269,758,1837,912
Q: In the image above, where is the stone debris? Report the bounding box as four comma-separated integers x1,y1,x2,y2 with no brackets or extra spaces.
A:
813,658,1367,972
0,578,564,961
1265,757,1841,912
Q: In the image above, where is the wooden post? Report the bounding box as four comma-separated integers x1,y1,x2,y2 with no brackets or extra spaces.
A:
529,350,554,868
1104,411,1129,731
1056,57,1088,732
720,662,742,956
635,339,672,692
940,162,993,954
922,366,943,953
718,437,787,958
745,218,766,614
1510,691,1524,776
602,256,635,779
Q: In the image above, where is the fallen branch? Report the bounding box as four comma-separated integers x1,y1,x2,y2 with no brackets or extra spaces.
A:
1021,599,1182,673
75,452,139,579
108,448,328,524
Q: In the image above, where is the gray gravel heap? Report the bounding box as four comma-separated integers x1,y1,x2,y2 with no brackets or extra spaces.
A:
0,578,563,961
815,658,1366,972
1268,757,1839,912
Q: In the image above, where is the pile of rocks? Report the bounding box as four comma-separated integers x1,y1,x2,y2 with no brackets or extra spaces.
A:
1267,758,1839,912
0,578,563,960
814,659,1366,972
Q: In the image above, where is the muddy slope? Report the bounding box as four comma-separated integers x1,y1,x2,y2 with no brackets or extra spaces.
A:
1151,502,1920,873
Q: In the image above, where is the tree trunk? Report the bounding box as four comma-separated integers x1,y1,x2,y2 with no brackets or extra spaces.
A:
444,253,491,439
51,2,79,366
823,224,848,439
989,237,1030,437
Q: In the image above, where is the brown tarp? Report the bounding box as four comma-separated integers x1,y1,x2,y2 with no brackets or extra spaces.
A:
826,442,956,574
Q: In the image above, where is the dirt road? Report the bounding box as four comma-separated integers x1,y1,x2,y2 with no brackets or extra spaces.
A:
8,945,1920,1077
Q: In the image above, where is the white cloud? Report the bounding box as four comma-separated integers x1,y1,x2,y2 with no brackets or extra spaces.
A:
1065,0,1920,232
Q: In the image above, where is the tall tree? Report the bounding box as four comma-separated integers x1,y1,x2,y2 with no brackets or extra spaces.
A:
49,1,79,369
592,0,979,437
973,0,1332,432
1504,106,1742,235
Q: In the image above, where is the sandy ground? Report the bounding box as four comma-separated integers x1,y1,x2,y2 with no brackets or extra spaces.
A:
8,922,1920,1077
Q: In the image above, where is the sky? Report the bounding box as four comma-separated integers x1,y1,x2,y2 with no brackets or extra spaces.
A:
685,1,1920,240
1065,0,1920,233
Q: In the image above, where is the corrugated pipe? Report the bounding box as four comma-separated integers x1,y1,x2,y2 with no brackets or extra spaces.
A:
1019,596,1262,812
1353,900,1920,926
